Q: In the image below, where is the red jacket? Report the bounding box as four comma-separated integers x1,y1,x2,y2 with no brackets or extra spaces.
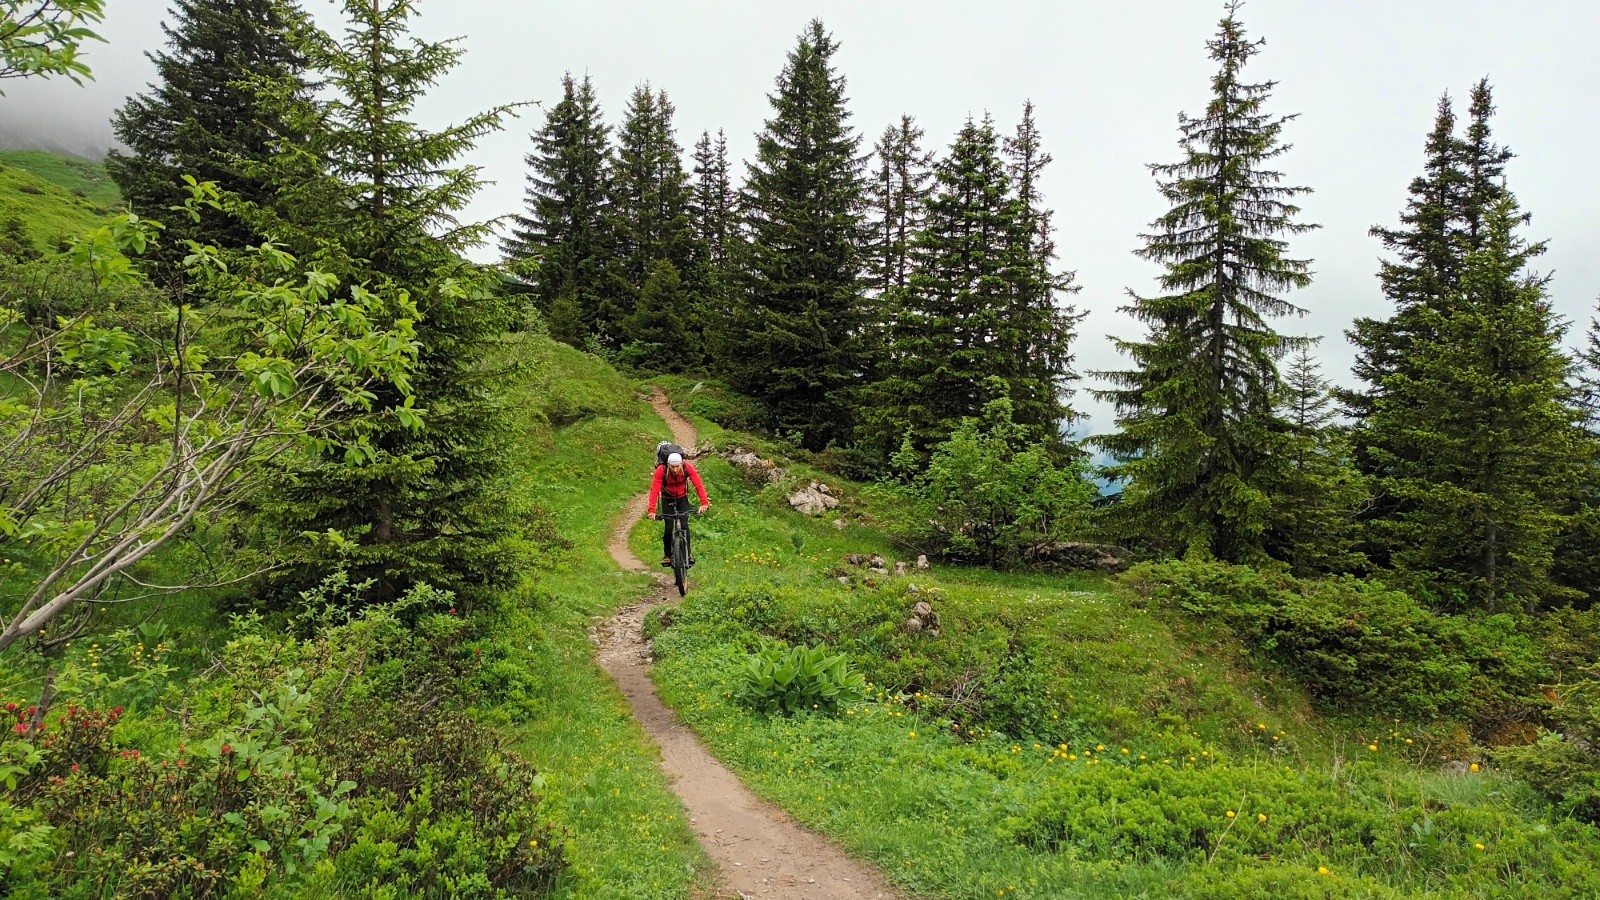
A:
648,462,707,514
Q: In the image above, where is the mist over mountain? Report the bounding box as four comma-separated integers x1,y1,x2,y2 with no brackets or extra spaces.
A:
0,0,166,159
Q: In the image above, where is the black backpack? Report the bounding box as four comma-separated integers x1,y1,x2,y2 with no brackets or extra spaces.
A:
655,441,686,468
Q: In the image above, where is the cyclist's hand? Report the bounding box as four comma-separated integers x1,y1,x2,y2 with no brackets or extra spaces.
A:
647,513,658,521
698,504,709,516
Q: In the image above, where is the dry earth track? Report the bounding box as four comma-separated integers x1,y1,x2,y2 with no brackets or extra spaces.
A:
594,390,901,900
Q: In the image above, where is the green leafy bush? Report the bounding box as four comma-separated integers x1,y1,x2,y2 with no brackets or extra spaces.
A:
0,581,566,897
897,395,1095,568
1122,560,1546,721
736,643,867,716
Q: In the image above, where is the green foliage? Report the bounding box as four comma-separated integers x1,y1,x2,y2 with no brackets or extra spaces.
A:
1261,347,1367,575
864,112,1079,461
502,73,619,349
620,259,696,372
721,19,866,451
1,197,422,649
106,0,310,266
903,392,1095,567
1123,560,1547,722
1495,664,1600,822
248,0,525,607
1361,195,1582,609
0,0,105,86
1094,8,1314,563
736,643,867,716
0,581,565,897
606,84,700,352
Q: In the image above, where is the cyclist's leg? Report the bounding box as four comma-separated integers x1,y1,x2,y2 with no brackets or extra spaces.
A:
662,496,686,562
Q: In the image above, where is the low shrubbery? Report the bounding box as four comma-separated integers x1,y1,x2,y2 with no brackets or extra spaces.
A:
1495,664,1600,822
1122,560,1548,724
0,580,565,898
880,396,1096,568
736,643,867,716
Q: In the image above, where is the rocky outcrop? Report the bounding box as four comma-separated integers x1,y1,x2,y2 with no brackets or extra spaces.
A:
788,482,840,516
1022,541,1132,573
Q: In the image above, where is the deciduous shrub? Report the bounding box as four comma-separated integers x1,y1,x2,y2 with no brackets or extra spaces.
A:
894,396,1095,568
0,581,566,897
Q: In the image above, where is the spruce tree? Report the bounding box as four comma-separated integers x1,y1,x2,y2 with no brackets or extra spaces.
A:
1092,5,1315,562
691,129,736,272
999,100,1082,445
1262,346,1365,575
1365,196,1581,609
622,260,695,372
864,115,933,297
726,19,866,450
1349,81,1522,569
1551,300,1600,603
257,0,522,604
690,129,736,365
501,73,616,348
606,84,697,352
106,0,310,267
864,116,1017,457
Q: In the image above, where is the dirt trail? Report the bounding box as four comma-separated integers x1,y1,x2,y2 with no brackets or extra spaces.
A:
595,390,901,900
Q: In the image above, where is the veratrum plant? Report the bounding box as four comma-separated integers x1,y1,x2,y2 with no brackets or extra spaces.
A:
737,644,867,716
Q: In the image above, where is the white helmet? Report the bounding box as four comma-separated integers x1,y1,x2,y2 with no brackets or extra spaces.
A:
667,452,684,465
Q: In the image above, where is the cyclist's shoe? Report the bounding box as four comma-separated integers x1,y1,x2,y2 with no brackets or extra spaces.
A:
660,556,672,568
689,557,697,568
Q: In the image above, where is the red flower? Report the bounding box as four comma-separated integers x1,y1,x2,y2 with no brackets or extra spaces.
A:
11,723,26,735
3,703,14,713
450,607,458,615
70,764,79,773
220,744,232,756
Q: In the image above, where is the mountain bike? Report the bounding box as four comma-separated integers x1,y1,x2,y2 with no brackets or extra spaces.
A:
660,508,699,596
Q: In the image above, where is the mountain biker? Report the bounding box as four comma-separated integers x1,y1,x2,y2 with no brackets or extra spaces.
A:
647,450,709,568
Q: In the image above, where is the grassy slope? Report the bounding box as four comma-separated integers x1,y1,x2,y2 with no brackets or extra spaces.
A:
496,335,713,898
638,387,1600,899
0,150,121,207
0,150,119,251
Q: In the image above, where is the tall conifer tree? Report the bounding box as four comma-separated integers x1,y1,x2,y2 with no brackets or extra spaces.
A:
107,0,310,266
864,115,933,297
691,129,736,271
258,0,521,603
726,19,866,450
865,116,1018,457
501,74,615,348
607,84,697,351
1093,5,1315,562
690,129,736,365
1364,197,1581,608
999,100,1082,444
1262,347,1365,575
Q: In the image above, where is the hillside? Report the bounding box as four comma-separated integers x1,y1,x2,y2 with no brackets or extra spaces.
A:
0,149,120,253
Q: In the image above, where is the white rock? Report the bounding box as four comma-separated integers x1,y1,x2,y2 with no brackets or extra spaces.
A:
787,486,840,516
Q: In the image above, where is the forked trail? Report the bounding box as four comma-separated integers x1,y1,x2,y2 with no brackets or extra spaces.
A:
595,390,900,900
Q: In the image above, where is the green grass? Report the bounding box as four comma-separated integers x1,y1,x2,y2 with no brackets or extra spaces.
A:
487,334,715,898
0,150,118,251
0,150,121,208
638,415,1600,898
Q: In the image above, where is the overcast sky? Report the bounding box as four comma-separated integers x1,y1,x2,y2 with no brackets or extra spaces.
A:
4,0,1597,431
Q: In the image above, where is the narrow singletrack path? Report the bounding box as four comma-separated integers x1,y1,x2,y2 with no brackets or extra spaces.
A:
595,390,901,900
